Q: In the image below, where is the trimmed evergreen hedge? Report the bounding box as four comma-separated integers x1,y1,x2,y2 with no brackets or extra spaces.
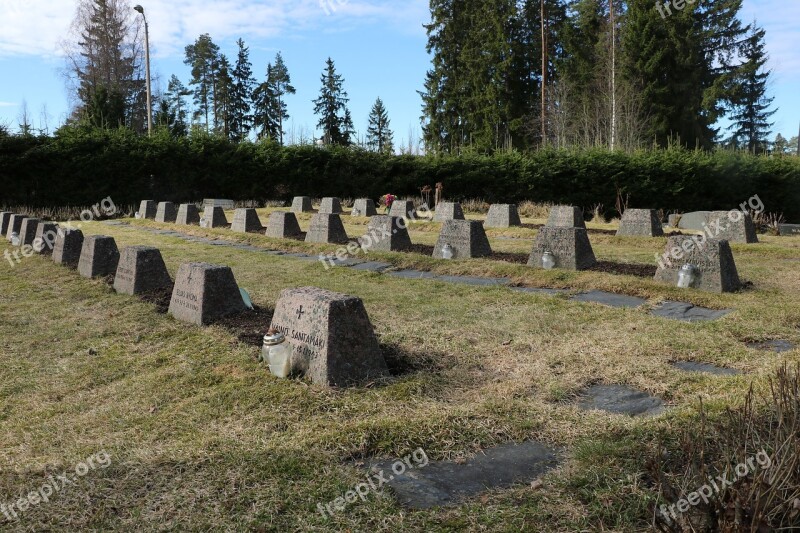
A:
2,128,799,220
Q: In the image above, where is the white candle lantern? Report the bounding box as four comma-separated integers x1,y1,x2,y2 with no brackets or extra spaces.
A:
442,243,454,260
10,231,20,246
541,250,556,270
262,330,292,378
677,264,697,288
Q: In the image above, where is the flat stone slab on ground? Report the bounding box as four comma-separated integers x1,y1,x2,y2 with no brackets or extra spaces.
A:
528,227,596,270
436,275,509,287
360,215,412,252
305,213,349,244
265,211,302,239
654,236,741,292
33,222,58,254
202,206,228,228
433,202,465,222
577,384,664,417
650,301,732,322
746,340,795,353
616,209,664,237
433,219,492,259
5,214,25,241
137,200,157,219
387,270,438,280
78,235,120,278
18,217,41,246
53,229,84,267
291,197,313,213
351,199,377,217
269,287,389,387
176,204,201,225
155,202,177,223
510,286,570,296
778,224,800,236
707,211,758,243
319,197,343,214
570,290,646,309
231,208,263,233
373,441,560,510
114,246,173,295
168,262,246,325
485,204,522,228
349,261,393,272
547,206,586,229
672,361,740,376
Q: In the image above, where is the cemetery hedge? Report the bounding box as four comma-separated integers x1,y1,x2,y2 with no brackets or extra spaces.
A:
2,127,800,220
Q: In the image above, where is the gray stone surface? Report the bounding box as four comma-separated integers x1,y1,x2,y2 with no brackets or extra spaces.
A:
389,200,416,219
650,301,732,322
114,246,173,295
319,197,343,214
202,199,235,209
269,287,389,387
5,214,25,241
485,204,522,228
138,200,157,219
433,220,492,259
305,213,349,244
578,384,664,417
528,227,596,270
0,212,13,236
155,202,177,223
386,270,438,280
617,209,664,237
436,275,509,286
747,340,795,353
570,290,646,308
375,441,560,509
18,218,40,247
654,236,741,293
265,211,302,239
351,199,377,217
78,235,120,278
672,361,740,376
52,228,84,267
202,206,228,228
677,211,711,231
33,222,58,255
668,214,681,228
168,262,246,325
291,197,313,213
360,215,412,252
176,204,201,225
349,261,393,272
546,206,586,229
231,208,263,233
778,224,800,236
510,286,570,296
433,202,465,222
707,211,758,243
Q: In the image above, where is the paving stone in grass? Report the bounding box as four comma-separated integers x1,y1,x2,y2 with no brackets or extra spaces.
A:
350,261,393,272
746,340,795,353
435,275,510,287
510,287,570,296
569,290,646,309
650,301,732,322
387,270,438,280
577,384,664,417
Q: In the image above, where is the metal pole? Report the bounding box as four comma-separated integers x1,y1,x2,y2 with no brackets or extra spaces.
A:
136,6,153,136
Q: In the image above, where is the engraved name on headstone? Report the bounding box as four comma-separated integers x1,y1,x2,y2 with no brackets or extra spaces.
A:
654,236,741,293
527,227,596,270
168,262,247,325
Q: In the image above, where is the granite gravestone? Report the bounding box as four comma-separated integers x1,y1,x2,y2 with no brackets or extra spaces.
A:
433,202,465,222
360,215,412,252
137,200,157,219
778,224,800,236
52,228,84,267
351,199,377,217
706,210,758,243
78,235,120,278
113,246,173,295
18,218,41,247
5,214,25,241
155,202,177,223
202,206,228,228
176,204,201,225
305,213,349,244
33,222,58,255
319,197,343,214
265,211,302,239
654,236,741,293
389,200,416,219
231,208,263,233
677,211,711,231
269,287,389,387
527,227,596,270
616,209,664,237
203,199,235,209
433,220,492,259
0,212,12,237
168,262,247,325
291,197,313,213
546,206,586,229
485,204,522,228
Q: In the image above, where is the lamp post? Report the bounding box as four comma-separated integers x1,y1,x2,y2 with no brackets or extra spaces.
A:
134,4,152,136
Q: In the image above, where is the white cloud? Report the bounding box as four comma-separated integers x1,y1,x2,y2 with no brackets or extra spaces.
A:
0,101,18,107
0,0,428,59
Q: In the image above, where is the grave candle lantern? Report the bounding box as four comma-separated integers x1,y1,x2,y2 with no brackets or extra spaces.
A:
263,329,292,378
10,231,19,246
541,250,556,270
353,208,361,217
442,243,454,260
677,264,697,289
199,217,207,228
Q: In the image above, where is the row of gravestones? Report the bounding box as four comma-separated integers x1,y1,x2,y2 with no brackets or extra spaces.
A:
0,210,389,388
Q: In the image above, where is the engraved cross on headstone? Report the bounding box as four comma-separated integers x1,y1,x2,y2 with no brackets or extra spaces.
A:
296,305,305,320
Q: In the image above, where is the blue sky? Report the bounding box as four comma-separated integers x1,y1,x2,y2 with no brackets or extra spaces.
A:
0,0,797,144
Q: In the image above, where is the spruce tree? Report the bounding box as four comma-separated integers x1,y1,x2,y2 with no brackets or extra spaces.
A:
163,75,191,136
184,34,220,132
214,54,234,137
366,97,394,153
312,58,352,146
230,39,256,142
252,53,295,144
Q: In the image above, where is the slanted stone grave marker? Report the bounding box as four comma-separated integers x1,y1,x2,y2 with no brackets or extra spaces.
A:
360,215,412,252
0,212,12,237
546,206,586,229
266,212,302,239
18,218,41,247
654,236,741,293
168,262,247,325
433,220,492,259
305,213,349,244
616,209,664,237
528,227,596,270
706,210,758,243
319,197,343,214
155,202,177,223
5,214,25,241
176,204,201,225
485,204,522,228
202,206,228,228
137,200,157,219
433,202,465,222
291,197,313,213
114,246,173,295
269,287,389,387
677,211,710,231
33,222,58,255
389,200,416,219
78,235,120,278
351,199,377,217
231,208,263,233
53,228,84,267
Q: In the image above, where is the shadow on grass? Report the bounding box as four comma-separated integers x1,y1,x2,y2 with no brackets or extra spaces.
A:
380,341,457,377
